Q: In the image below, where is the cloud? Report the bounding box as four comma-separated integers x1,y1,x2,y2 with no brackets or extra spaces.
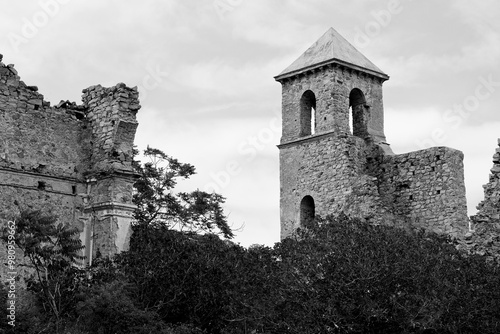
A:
173,59,280,100
385,105,500,216
1,0,498,247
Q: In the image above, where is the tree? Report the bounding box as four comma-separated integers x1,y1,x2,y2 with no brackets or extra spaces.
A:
115,226,280,334
1,210,85,330
133,146,232,239
270,215,500,333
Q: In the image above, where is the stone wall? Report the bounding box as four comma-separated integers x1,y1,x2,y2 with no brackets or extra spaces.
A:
0,54,140,271
376,147,468,237
0,57,89,225
463,139,500,260
82,83,139,173
473,139,500,224
279,64,387,145
279,130,468,239
280,132,377,238
80,84,139,256
277,58,469,240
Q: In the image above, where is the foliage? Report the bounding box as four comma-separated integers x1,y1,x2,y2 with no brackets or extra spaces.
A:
119,224,284,333
1,210,85,327
117,226,241,332
5,146,500,333
5,207,500,333
0,282,45,334
133,146,233,238
270,215,500,333
75,280,169,334
72,256,208,334
116,215,500,334
0,147,233,333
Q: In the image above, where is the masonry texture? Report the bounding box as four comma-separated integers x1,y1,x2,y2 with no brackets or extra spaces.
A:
277,28,469,240
0,53,139,267
463,139,500,259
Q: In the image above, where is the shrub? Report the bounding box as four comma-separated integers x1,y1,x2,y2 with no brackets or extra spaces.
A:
75,280,169,334
270,215,500,333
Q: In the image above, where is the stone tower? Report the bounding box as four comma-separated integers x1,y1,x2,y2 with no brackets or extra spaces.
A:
275,28,469,239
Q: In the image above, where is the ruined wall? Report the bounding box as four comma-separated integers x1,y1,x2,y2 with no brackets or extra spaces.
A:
376,147,468,237
0,57,89,226
463,139,500,259
80,83,139,256
473,139,500,224
0,54,139,268
82,83,139,173
278,59,469,240
279,132,468,239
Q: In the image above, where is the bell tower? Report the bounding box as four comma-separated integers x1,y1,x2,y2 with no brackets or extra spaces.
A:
275,27,392,239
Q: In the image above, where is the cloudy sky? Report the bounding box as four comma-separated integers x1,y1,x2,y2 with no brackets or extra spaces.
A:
1,0,499,246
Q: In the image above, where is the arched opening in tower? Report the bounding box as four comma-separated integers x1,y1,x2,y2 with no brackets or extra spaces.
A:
300,195,315,227
300,90,316,137
348,88,369,138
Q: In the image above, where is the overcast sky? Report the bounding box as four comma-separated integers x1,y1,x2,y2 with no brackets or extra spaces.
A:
1,0,499,247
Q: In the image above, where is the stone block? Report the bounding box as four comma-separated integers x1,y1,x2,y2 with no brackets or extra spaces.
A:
0,57,140,262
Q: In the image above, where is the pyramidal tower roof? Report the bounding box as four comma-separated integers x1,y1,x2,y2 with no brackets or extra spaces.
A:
275,27,389,81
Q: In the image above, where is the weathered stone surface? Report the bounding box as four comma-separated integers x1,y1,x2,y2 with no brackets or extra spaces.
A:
0,56,140,275
464,139,500,261
278,28,468,240
276,27,388,80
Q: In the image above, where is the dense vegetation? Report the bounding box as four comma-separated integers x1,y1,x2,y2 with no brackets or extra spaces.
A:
2,149,500,333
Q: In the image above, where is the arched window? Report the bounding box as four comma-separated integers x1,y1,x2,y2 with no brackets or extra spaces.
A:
300,195,315,226
300,90,316,137
348,88,368,138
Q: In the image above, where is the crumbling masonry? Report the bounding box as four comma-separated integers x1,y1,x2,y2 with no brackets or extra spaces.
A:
466,140,500,258
276,28,499,257
0,27,498,268
0,53,139,264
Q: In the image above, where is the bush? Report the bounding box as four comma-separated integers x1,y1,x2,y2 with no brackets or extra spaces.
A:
111,215,500,333
0,283,46,334
270,215,500,333
117,226,250,332
75,280,169,334
8,211,499,333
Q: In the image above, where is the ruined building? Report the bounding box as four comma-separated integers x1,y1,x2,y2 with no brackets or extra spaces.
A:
466,140,500,257
0,53,139,263
0,28,498,266
276,28,471,240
